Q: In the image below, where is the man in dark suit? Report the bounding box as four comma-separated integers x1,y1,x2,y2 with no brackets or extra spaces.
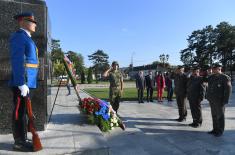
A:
136,71,145,103
145,70,154,102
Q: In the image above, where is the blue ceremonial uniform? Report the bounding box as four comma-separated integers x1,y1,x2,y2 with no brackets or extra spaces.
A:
9,29,39,88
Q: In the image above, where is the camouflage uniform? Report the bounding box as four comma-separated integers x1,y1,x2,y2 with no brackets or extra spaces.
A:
187,75,206,125
207,73,232,135
174,72,188,121
109,70,123,113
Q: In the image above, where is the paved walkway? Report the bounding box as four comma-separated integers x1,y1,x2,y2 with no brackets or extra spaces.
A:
0,87,108,155
104,85,235,155
0,84,234,155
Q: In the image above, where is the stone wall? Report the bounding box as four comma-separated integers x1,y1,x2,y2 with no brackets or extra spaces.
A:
0,0,51,133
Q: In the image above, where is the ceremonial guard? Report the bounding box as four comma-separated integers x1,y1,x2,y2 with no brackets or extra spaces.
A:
207,63,232,137
174,65,188,122
9,12,39,151
103,61,124,114
187,66,206,127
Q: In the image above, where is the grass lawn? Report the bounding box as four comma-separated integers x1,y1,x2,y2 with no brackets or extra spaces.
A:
83,88,173,101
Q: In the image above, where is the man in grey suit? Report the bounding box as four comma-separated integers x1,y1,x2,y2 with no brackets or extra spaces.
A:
207,63,232,137
174,65,188,122
136,71,145,103
187,66,206,127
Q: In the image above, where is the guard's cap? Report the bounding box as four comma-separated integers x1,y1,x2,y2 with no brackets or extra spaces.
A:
212,63,222,68
13,12,37,24
112,61,119,66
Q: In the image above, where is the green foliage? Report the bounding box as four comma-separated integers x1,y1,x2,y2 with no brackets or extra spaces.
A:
53,60,65,77
88,50,110,82
180,22,235,70
87,115,96,124
87,67,93,84
96,116,110,132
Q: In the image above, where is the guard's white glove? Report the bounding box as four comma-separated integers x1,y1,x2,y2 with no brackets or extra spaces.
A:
18,84,29,97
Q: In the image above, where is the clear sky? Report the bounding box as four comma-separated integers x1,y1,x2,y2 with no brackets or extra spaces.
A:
46,0,235,68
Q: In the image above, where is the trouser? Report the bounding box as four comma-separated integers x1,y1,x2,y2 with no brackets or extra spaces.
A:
137,88,144,102
109,87,121,113
189,99,202,124
146,87,153,101
157,88,164,100
209,102,225,134
12,87,27,143
66,84,71,95
176,95,187,119
167,87,173,101
110,96,120,113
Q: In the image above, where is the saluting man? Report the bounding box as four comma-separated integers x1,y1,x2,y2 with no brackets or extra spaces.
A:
103,61,124,114
187,66,206,128
207,63,232,137
9,12,38,151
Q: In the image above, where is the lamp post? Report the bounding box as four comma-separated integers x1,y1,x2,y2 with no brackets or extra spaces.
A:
159,54,169,71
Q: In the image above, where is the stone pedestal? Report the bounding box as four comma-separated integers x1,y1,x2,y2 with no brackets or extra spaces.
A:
0,0,51,133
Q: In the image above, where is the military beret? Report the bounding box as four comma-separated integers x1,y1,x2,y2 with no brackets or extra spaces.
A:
212,63,222,68
112,61,119,66
13,12,37,24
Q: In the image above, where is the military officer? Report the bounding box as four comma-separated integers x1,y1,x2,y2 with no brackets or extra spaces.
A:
174,65,188,122
103,61,124,114
207,63,232,137
9,12,38,151
187,66,206,127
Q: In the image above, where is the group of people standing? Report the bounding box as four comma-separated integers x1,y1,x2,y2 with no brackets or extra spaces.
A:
174,64,232,137
135,70,174,103
134,63,232,137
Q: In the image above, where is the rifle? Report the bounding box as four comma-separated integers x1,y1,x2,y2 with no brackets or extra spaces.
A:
25,96,43,152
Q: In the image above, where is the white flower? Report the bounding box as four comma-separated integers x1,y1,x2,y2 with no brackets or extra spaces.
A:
111,127,114,130
110,123,113,127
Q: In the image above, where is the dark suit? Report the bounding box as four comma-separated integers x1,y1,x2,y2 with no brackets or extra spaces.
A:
174,73,188,120
145,74,154,102
136,74,145,103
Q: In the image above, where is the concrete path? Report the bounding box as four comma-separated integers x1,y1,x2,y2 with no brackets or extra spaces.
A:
0,87,108,155
0,84,234,155
104,85,235,155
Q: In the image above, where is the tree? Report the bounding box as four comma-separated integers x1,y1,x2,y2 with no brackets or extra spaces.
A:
214,22,235,71
88,50,109,82
87,67,93,84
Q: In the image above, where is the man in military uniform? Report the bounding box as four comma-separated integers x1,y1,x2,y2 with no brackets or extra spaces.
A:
187,66,206,127
174,65,188,122
103,61,123,114
9,12,38,151
207,63,232,137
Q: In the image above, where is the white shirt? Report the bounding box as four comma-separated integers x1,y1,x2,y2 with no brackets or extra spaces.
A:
20,28,31,37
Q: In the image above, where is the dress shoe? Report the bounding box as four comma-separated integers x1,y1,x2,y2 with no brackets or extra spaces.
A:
213,132,223,137
13,141,33,152
207,130,216,134
175,118,186,122
189,122,200,128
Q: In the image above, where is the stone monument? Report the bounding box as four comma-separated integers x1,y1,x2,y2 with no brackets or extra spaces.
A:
0,0,51,133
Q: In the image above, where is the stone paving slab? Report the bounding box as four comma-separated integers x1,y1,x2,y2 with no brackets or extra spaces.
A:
104,85,235,155
0,87,109,155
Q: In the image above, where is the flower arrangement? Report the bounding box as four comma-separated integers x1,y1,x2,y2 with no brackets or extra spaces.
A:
80,97,125,132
